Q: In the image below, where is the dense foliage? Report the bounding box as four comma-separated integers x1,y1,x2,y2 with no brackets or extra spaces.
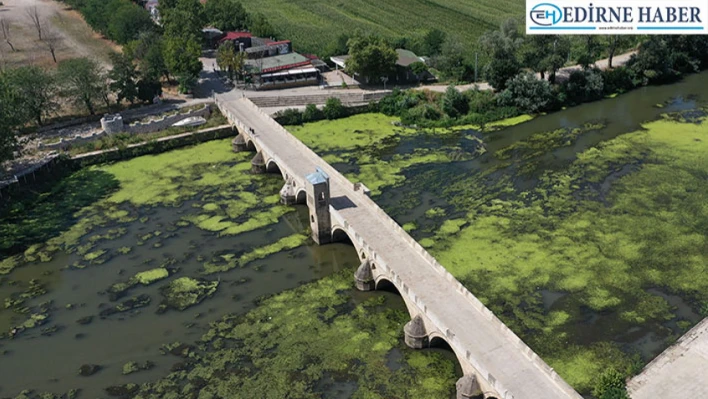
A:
61,0,154,44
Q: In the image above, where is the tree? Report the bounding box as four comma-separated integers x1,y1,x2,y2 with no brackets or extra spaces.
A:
161,0,204,39
483,48,521,91
164,35,202,93
419,29,446,57
25,6,43,40
127,31,168,82
497,72,554,114
605,35,628,69
441,85,469,118
409,61,429,79
204,0,248,31
575,35,601,69
216,40,245,81
0,18,15,52
626,36,681,85
41,27,62,63
433,36,468,81
57,58,104,115
137,77,162,103
109,52,138,104
324,33,350,59
323,97,345,120
345,34,397,83
108,3,154,45
7,66,58,126
249,13,276,38
521,35,570,82
0,72,21,165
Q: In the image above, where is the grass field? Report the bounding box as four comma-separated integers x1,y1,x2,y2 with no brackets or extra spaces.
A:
242,0,525,55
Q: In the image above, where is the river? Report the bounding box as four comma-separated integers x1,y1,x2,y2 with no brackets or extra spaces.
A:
1,71,707,398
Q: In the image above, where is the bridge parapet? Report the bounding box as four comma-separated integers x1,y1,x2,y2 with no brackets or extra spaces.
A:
216,95,584,399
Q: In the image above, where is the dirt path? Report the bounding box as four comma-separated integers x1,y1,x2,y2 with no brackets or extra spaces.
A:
0,0,116,69
418,50,638,93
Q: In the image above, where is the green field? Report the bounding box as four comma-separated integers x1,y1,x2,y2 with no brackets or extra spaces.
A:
242,0,525,55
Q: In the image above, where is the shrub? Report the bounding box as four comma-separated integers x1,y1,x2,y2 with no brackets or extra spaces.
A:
497,72,554,114
276,108,302,125
323,98,345,120
601,67,636,95
441,85,469,118
466,89,497,114
302,104,323,123
592,369,629,399
561,69,604,105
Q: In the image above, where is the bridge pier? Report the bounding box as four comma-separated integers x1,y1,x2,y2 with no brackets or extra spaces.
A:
456,375,483,399
280,179,298,205
354,260,375,291
232,134,248,152
404,315,428,349
251,152,266,174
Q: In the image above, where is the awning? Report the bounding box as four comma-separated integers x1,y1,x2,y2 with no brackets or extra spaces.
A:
261,67,319,78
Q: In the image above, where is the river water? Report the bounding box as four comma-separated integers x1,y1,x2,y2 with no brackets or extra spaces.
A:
1,71,707,398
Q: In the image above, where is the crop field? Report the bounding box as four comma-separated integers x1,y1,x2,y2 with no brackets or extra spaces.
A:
241,0,525,54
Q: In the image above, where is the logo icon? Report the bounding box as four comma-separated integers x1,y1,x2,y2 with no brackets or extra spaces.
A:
530,3,563,26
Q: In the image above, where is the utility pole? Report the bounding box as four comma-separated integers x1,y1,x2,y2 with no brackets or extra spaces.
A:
474,52,478,82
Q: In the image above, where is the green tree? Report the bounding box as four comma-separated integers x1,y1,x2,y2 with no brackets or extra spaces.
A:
441,85,469,118
575,35,601,69
345,34,397,83
409,61,429,79
627,36,680,85
164,35,203,93
249,13,276,38
483,48,521,91
433,35,468,81
562,69,604,105
324,33,351,59
604,35,629,68
57,57,104,115
204,0,248,31
7,66,58,126
216,40,245,81
323,97,345,120
137,78,162,103
161,0,204,39
108,3,154,44
521,35,570,82
419,28,446,56
0,72,21,165
592,369,629,399
127,31,169,82
497,72,554,114
108,52,138,104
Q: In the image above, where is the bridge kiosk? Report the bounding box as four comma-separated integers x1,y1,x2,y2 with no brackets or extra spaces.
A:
306,168,332,244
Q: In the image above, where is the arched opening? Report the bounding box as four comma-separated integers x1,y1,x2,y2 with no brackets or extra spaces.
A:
426,335,464,387
296,190,306,204
375,277,400,295
265,160,282,175
331,227,354,245
429,336,453,350
246,140,256,151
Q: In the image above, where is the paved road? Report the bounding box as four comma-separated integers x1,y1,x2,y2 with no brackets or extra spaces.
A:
627,318,708,399
218,93,583,399
418,51,637,93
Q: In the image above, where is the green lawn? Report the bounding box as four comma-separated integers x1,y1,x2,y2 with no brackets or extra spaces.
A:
243,0,525,54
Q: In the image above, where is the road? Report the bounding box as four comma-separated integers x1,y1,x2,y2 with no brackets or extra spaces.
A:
417,51,637,93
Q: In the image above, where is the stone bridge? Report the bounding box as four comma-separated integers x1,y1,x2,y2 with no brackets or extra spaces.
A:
215,92,584,399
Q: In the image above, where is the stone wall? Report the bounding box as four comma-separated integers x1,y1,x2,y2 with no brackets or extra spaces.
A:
38,105,213,151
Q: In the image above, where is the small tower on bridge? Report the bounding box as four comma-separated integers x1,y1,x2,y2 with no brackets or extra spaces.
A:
306,167,331,244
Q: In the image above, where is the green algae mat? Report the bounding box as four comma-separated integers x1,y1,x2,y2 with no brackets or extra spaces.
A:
287,103,708,393
0,138,458,398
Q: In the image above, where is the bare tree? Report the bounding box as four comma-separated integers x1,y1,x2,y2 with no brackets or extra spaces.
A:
25,6,43,40
0,19,15,52
42,28,62,63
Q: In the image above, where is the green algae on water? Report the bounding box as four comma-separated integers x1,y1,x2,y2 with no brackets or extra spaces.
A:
160,277,219,311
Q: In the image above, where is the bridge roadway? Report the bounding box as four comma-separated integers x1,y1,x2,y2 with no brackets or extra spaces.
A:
217,93,583,399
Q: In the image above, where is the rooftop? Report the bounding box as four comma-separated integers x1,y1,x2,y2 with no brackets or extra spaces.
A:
246,53,311,74
220,31,252,42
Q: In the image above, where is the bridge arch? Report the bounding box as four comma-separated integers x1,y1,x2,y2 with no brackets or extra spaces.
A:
245,139,257,152
330,225,365,259
265,159,283,176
